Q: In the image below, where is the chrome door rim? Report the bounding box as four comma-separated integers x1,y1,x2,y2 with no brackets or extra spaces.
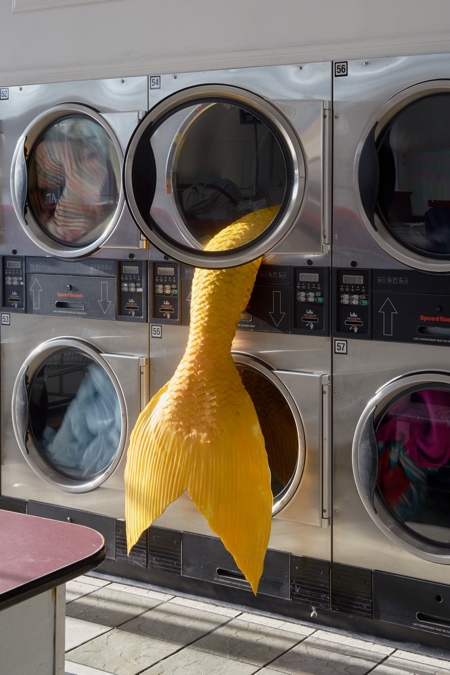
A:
10,103,125,259
353,370,450,562
12,337,128,492
125,84,306,268
354,80,450,272
232,351,306,515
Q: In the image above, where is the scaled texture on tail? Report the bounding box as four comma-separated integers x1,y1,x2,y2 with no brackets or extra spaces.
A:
125,206,278,594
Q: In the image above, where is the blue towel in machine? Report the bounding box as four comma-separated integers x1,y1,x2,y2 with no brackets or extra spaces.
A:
42,363,121,478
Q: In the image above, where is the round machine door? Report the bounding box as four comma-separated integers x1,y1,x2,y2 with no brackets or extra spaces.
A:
124,85,305,268
11,104,123,258
356,82,450,272
12,338,127,492
232,353,305,514
353,372,450,561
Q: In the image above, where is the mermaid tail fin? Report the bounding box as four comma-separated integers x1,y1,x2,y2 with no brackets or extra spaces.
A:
125,380,272,594
125,383,188,548
186,390,272,594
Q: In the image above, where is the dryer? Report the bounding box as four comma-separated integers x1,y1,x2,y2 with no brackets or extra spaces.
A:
333,335,450,639
124,62,332,270
333,53,450,345
0,256,149,560
0,77,148,260
332,54,450,640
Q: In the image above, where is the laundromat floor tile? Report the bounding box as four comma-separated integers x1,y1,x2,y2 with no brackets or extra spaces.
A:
117,599,235,645
65,616,112,651
66,579,108,603
169,593,242,617
138,646,259,674
65,585,166,628
260,633,392,674
239,611,315,636
312,629,395,655
370,651,450,674
65,660,115,674
395,649,450,668
65,577,450,675
106,581,174,603
191,616,307,666
65,628,179,675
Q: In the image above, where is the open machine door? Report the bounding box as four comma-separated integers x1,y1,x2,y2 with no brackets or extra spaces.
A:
124,64,331,269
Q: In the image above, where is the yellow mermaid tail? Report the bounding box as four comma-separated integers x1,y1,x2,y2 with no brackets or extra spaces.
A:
125,206,278,594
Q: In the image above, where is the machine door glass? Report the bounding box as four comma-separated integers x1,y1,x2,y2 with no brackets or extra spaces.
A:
353,375,450,560
358,88,450,270
12,105,123,258
13,341,126,492
125,86,306,268
234,356,305,514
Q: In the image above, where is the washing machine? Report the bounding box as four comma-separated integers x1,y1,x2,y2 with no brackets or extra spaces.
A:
124,62,332,270
0,255,149,560
144,258,332,606
332,54,450,639
0,77,148,260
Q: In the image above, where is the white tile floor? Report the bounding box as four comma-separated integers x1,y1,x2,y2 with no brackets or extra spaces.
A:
64,575,450,675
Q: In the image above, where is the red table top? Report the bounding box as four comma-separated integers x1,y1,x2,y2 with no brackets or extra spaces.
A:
0,510,106,610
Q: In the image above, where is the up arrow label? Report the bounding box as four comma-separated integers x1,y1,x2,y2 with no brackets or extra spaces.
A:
379,297,398,336
30,278,43,310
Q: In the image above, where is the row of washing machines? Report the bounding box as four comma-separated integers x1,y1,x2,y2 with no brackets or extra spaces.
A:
1,55,450,648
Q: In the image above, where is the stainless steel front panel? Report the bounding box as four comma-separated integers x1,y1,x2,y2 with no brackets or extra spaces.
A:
126,63,332,269
150,325,331,560
0,313,149,518
333,338,450,583
0,77,148,259
334,53,450,272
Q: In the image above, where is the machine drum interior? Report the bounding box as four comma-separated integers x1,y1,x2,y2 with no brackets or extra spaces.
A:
171,101,287,248
237,364,299,507
27,114,120,248
376,94,450,259
28,347,122,481
375,385,450,546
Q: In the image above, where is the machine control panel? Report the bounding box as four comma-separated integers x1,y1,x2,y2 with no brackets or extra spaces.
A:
294,268,329,334
240,264,329,334
1,257,147,321
151,262,181,323
240,265,292,333
372,269,450,346
150,262,194,326
333,269,371,338
2,256,25,310
247,264,330,334
118,260,147,321
333,268,450,346
150,261,330,335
